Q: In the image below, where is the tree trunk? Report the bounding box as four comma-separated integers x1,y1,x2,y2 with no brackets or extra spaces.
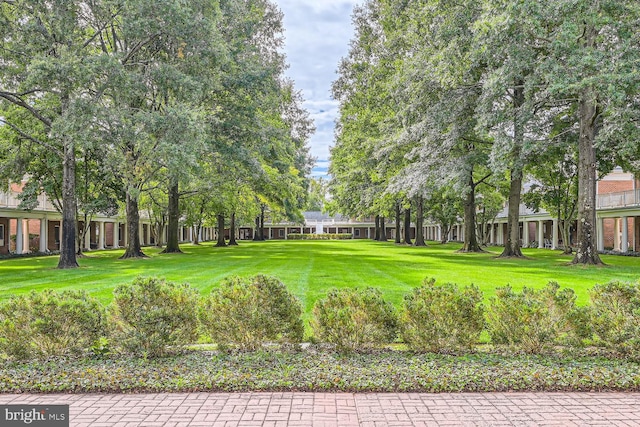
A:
414,196,426,246
394,203,401,244
260,205,266,240
120,192,146,259
379,216,388,241
572,88,603,265
499,167,524,257
500,82,525,258
57,139,79,268
253,216,261,241
193,224,201,245
561,219,572,255
216,214,227,247
76,216,88,256
154,223,163,247
374,215,380,240
162,179,182,253
459,174,483,252
229,212,238,245
440,223,449,244
403,208,412,245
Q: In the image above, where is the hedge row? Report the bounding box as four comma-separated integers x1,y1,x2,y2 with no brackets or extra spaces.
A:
287,233,353,240
1,277,640,359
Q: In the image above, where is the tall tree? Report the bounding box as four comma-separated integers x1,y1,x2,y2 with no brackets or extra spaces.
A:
539,0,640,264
0,1,124,268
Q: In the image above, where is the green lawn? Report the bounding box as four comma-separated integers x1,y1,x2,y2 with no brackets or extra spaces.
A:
1,240,638,316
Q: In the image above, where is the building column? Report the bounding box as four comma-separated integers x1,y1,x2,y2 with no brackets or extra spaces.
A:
39,218,48,253
113,222,120,249
123,222,129,247
552,219,558,250
522,221,529,247
538,220,544,249
84,223,91,251
614,218,621,251
98,221,105,250
16,218,24,254
139,222,144,246
622,216,629,252
597,217,605,251
189,226,193,242
23,219,31,253
285,227,288,240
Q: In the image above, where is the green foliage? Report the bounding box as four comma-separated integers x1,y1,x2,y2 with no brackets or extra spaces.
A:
589,280,640,357
287,233,352,240
486,282,579,353
401,278,484,353
200,275,304,351
1,350,639,393
109,277,199,357
312,287,398,352
0,290,106,360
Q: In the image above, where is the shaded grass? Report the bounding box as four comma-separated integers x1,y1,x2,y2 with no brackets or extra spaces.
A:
1,240,638,318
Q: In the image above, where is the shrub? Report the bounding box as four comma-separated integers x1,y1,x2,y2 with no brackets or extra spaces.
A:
589,280,640,356
200,275,304,351
486,282,578,353
287,233,353,240
401,278,484,353
312,287,398,352
109,277,199,357
0,290,106,360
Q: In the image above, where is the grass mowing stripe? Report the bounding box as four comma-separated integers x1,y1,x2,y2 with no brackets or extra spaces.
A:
1,240,638,310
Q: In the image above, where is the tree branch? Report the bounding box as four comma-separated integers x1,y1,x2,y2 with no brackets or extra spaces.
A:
121,33,162,65
0,118,63,158
473,173,493,189
0,92,53,128
82,9,122,49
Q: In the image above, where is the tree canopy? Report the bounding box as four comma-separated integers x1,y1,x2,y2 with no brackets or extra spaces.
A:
0,0,313,266
329,0,640,264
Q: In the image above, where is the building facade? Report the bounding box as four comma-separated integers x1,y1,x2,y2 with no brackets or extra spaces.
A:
1,169,638,255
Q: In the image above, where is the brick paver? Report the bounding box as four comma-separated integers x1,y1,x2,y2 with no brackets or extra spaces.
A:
1,392,639,426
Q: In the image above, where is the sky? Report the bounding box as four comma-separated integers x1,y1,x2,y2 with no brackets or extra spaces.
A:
273,0,362,176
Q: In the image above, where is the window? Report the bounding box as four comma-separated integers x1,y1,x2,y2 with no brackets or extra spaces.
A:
279,229,284,237
0,224,4,246
354,229,360,237
54,225,60,244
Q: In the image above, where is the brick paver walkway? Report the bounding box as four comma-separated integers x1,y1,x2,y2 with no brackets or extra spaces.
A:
1,392,639,426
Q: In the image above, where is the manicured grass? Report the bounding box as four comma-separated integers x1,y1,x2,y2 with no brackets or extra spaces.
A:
1,240,639,317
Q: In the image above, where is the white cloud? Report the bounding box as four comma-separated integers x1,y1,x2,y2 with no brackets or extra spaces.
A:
274,0,362,161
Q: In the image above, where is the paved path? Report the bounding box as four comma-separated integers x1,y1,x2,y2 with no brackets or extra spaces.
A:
2,392,640,426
